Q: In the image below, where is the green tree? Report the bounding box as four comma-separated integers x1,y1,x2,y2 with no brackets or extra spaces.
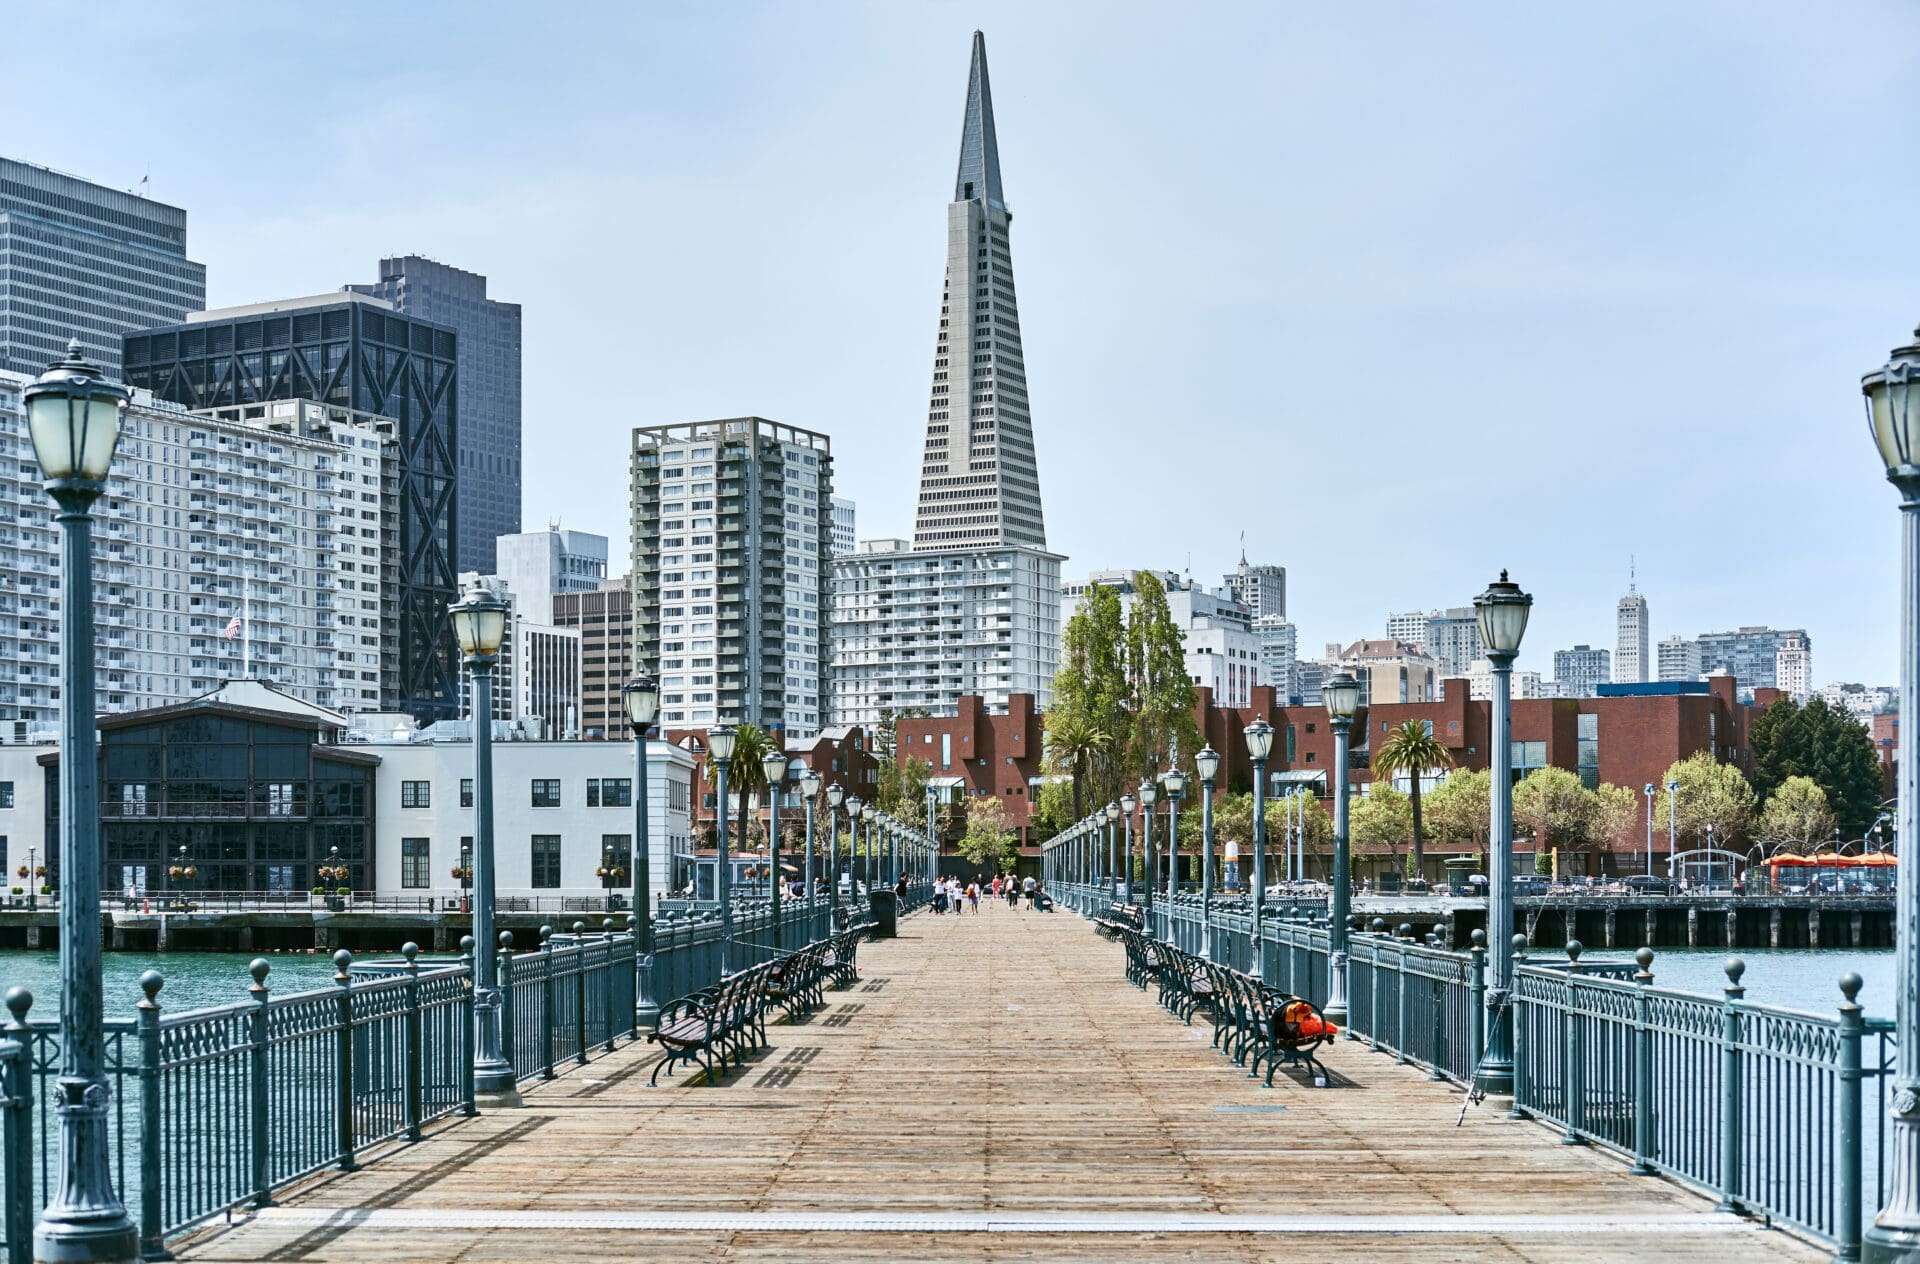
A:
1425,768,1491,853
1592,782,1642,872
1045,711,1112,824
1654,751,1757,849
1031,777,1076,840
1749,696,1885,837
1123,571,1199,784
1512,767,1597,856
720,724,774,859
1757,775,1836,849
1349,783,1413,863
1049,581,1131,810
878,754,931,817
1370,720,1454,875
957,796,1014,875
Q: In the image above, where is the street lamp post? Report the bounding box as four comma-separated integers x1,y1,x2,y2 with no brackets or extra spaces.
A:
825,783,845,917
1105,801,1121,899
1120,792,1137,904
1322,671,1361,1027
1246,721,1274,939
1667,779,1680,880
1140,779,1159,927
708,726,738,973
1196,747,1220,956
1163,768,1186,908
1862,324,1920,1259
1643,782,1656,878
449,578,516,1106
800,770,821,905
925,785,938,890
761,748,786,949
1472,569,1533,1101
622,673,659,1025
846,797,864,901
27,341,140,1264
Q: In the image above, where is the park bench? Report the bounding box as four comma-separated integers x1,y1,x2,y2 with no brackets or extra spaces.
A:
822,928,863,987
647,961,774,1085
1094,902,1144,940
765,940,829,1019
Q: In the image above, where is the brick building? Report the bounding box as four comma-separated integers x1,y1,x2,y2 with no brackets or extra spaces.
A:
896,694,1047,862
666,725,877,835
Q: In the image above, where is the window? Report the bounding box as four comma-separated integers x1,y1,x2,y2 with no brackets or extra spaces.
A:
531,779,561,808
601,834,632,876
531,836,562,887
1576,713,1599,790
460,778,473,808
586,778,600,808
0,782,13,809
400,838,430,889
1509,740,1548,786
1284,725,1297,762
401,781,430,809
601,778,632,807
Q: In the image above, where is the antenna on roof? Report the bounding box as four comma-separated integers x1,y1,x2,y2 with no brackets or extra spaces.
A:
1629,554,1637,593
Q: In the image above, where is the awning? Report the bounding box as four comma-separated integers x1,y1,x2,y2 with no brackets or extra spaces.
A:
1272,770,1326,786
928,776,966,789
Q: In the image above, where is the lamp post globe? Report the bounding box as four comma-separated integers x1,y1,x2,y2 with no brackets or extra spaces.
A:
799,769,821,903
27,342,141,1263
1195,748,1221,949
825,781,846,914
1470,570,1532,1099
708,724,738,971
1119,791,1138,904
622,673,659,1018
761,749,787,944
1321,671,1361,1026
1246,720,1274,934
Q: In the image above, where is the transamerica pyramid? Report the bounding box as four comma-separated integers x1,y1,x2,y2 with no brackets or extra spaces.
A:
912,31,1047,552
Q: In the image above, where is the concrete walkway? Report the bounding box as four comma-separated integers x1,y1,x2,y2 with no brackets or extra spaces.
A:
175,901,1821,1262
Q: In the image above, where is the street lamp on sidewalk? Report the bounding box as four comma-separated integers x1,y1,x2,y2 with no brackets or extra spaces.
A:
26,340,139,1264
1246,720,1274,936
1119,792,1137,904
1862,327,1920,1260
622,673,659,1024
449,577,516,1105
1139,778,1159,925
1322,671,1361,1027
708,725,738,973
799,769,821,902
1472,569,1532,1100
825,782,845,916
1196,746,1220,954
1163,767,1187,905
1105,801,1121,898
761,747,787,947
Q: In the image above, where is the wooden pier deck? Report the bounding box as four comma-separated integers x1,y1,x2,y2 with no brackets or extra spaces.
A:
175,903,1821,1262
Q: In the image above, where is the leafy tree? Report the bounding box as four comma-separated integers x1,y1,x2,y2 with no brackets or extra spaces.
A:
1425,769,1491,852
719,724,774,858
1045,711,1112,824
1370,720,1454,875
1654,751,1757,849
957,796,1015,875
1349,784,1413,861
1123,571,1199,785
1749,696,1885,837
1031,778,1077,840
1513,767,1597,854
1050,582,1131,811
1757,775,1837,849
1592,783,1642,854
878,754,931,817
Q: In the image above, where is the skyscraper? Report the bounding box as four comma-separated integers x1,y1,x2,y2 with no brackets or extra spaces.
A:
829,32,1064,726
1552,644,1612,698
831,496,857,556
0,157,207,374
1657,635,1703,682
912,32,1045,552
494,527,609,625
631,417,832,739
1225,554,1286,619
1775,631,1813,702
1383,607,1480,677
1695,626,1807,697
124,292,460,720
1615,564,1649,683
348,256,522,573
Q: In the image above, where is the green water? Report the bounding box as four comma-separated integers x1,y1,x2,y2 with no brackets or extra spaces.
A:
1570,946,1893,1018
0,950,346,1020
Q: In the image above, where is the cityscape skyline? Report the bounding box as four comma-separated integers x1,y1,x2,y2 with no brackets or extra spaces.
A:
0,4,1912,688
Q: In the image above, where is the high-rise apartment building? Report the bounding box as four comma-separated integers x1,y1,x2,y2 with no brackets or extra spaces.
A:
0,158,207,375
0,375,389,724
1775,631,1813,703
1254,615,1298,703
1336,639,1438,706
831,497,856,557
348,256,521,573
495,527,607,625
553,580,636,739
1552,644,1612,698
1615,570,1650,683
831,538,1060,724
631,417,831,739
1657,634,1703,682
1383,608,1480,678
1694,626,1807,697
911,33,1045,552
1224,556,1286,619
124,292,460,721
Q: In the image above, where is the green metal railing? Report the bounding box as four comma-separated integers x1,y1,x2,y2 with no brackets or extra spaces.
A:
1064,880,1891,1257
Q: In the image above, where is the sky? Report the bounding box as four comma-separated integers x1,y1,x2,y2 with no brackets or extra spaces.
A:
5,1,1918,684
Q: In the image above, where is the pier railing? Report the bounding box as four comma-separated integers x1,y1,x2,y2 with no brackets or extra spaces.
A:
1059,881,1890,1256
0,892,862,1262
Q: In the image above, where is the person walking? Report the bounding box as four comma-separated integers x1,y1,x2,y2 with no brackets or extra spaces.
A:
1007,876,1021,909
966,880,979,913
1022,874,1037,910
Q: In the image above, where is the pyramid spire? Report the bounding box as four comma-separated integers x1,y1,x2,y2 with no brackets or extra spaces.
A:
954,31,1005,210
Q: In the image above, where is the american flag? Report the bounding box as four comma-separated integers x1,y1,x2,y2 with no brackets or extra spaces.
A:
223,614,242,640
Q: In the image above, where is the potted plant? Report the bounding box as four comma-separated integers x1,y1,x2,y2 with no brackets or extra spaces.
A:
317,863,351,909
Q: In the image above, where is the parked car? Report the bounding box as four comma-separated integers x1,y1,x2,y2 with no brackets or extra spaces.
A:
1510,875,1550,896
1622,875,1678,896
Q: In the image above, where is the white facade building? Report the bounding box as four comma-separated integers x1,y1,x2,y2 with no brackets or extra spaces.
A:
1552,644,1612,698
0,375,391,724
1224,557,1286,619
1383,608,1480,678
1061,570,1259,707
1615,574,1650,683
1775,631,1813,703
1657,635,1703,682
1254,615,1298,702
1821,682,1891,726
495,526,608,625
830,538,1061,724
1336,639,1438,706
1464,658,1546,701
831,497,856,557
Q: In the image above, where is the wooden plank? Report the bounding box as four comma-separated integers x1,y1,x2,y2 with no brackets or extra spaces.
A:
173,904,1824,1262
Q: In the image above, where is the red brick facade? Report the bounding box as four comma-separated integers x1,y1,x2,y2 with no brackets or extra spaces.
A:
667,725,878,831
896,694,1046,849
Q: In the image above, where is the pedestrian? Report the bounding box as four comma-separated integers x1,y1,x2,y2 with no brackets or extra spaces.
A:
967,881,979,913
1007,876,1021,908
1023,874,1037,909
933,879,948,915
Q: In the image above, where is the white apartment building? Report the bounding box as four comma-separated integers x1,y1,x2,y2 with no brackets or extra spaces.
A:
1552,644,1612,698
1657,635,1703,682
1821,682,1891,726
831,497,856,557
1254,615,1297,702
1383,608,1480,678
1464,658,1546,701
830,538,1061,724
1336,639,1439,706
1775,631,1813,703
454,575,583,739
631,418,832,739
0,375,390,723
1615,575,1650,683
1224,556,1286,619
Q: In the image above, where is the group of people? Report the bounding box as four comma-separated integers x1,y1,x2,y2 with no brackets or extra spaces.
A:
929,873,1046,914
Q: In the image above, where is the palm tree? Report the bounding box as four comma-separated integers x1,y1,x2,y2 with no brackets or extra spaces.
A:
1371,720,1454,879
1044,712,1112,822
723,723,773,870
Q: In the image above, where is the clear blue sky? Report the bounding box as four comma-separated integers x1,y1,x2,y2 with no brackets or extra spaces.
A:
7,1,1916,684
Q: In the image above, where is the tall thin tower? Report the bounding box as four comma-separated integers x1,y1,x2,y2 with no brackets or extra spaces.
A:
1615,558,1650,683
912,32,1046,551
